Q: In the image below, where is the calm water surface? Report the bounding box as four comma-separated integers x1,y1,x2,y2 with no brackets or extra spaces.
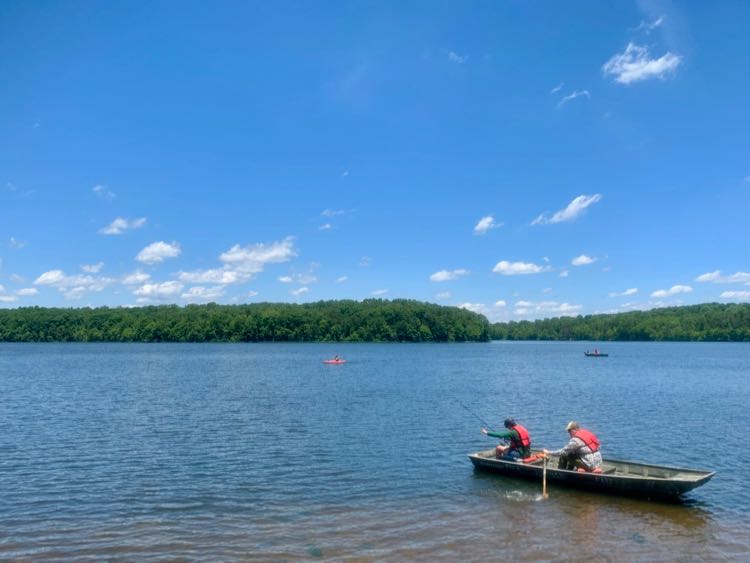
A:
1,341,748,560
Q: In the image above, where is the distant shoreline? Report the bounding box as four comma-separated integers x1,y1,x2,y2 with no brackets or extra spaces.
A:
0,299,490,343
490,302,750,342
1,301,748,343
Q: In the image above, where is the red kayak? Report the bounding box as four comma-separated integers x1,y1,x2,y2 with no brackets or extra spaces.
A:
323,359,346,364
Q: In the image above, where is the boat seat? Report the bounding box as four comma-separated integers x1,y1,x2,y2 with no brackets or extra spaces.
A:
576,465,617,475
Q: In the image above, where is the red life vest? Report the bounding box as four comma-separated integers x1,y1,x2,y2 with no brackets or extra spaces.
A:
509,424,531,450
572,428,600,452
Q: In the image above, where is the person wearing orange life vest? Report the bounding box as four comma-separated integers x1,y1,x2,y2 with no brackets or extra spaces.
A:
481,418,531,460
544,421,602,472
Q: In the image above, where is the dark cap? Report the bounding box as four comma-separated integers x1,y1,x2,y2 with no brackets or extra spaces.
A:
504,418,516,428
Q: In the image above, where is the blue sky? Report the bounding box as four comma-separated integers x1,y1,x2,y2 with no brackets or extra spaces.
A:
1,1,749,321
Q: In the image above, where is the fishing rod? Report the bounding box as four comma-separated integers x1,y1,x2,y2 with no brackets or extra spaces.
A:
454,397,494,431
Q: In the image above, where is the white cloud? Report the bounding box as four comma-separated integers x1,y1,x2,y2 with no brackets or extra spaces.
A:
513,300,582,318
336,276,348,283
430,269,470,282
81,262,104,273
35,270,66,285
319,223,333,231
178,268,242,285
448,51,467,64
371,289,388,296
602,42,682,84
557,89,591,108
493,260,551,275
651,285,692,298
100,217,146,235
291,287,310,296
92,184,115,200
321,208,355,217
460,299,581,322
122,270,151,285
9,237,26,249
359,257,372,267
436,291,451,300
279,273,317,285
633,15,665,34
571,254,596,266
247,290,259,298
458,302,486,315
473,215,503,234
219,237,296,274
0,295,17,303
720,291,750,300
532,194,602,225
696,270,750,284
609,288,638,297
460,300,581,321
136,241,181,264
181,286,225,302
17,288,38,296
550,82,565,94
560,270,569,278
34,269,115,299
133,281,183,299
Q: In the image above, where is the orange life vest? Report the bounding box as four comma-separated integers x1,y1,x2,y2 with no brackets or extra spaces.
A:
572,428,600,452
509,424,531,450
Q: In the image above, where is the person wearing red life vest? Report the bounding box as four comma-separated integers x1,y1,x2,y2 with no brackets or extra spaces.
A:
544,421,602,472
481,418,532,460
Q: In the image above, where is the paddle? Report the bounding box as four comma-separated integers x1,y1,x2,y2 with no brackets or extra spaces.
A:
542,453,549,499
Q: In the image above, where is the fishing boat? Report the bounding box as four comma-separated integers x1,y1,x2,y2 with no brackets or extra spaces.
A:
585,351,608,357
468,449,714,499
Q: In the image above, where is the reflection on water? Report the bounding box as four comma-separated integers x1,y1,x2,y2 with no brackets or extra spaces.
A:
0,341,749,559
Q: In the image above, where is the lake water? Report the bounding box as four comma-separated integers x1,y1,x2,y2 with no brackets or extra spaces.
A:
1,341,748,560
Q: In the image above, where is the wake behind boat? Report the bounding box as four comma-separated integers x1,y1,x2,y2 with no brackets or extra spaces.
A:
469,449,714,499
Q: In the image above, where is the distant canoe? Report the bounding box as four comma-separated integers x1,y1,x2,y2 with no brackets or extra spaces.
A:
585,352,609,357
323,359,346,364
468,449,714,499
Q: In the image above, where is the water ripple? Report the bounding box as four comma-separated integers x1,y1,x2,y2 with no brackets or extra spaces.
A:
0,341,748,559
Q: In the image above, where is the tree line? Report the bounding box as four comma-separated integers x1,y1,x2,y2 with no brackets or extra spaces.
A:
490,303,750,342
0,299,491,343
2,301,748,343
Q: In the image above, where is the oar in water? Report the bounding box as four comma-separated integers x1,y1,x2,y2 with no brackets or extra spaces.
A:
542,453,549,499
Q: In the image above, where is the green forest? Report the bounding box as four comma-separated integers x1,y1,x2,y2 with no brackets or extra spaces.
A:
0,299,490,343
1,301,748,343
490,303,750,342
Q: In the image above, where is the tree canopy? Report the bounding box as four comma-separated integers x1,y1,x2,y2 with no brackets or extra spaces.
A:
0,299,490,343
2,301,748,343
490,303,750,342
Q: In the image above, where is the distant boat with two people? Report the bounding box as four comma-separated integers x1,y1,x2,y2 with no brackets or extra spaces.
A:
585,349,608,357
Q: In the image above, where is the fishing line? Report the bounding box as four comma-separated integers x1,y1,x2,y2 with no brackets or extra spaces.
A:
454,397,493,430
